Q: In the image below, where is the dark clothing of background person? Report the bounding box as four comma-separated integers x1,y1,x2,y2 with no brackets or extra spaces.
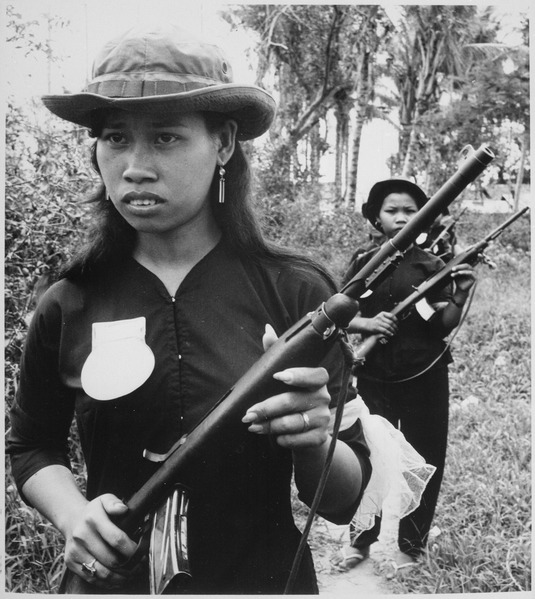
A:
418,219,457,263
342,245,453,556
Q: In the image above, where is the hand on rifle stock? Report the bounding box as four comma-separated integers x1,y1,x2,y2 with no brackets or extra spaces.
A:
450,263,477,294
64,493,139,589
448,262,477,311
241,324,332,450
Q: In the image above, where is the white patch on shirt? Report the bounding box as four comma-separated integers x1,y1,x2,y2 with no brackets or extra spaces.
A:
81,316,155,401
415,297,436,321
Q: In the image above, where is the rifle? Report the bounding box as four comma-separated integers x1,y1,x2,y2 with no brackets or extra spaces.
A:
61,144,494,594
427,205,467,253
353,206,529,364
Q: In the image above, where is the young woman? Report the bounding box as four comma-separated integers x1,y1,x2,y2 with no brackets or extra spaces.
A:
7,26,371,594
335,178,475,570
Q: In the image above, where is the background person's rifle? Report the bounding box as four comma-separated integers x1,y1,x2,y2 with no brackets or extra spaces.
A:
427,205,468,254
60,145,494,594
353,206,529,364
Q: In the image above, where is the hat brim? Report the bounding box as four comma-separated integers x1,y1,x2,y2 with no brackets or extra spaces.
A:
364,178,428,230
42,84,276,141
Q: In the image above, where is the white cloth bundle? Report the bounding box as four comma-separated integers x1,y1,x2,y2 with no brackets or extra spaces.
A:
330,395,436,535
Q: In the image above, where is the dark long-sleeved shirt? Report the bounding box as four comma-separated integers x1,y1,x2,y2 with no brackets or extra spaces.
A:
8,239,370,594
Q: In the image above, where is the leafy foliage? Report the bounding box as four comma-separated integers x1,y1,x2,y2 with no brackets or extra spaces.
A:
386,247,531,594
4,99,96,365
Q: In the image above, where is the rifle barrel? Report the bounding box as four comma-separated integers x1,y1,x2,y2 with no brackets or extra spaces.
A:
485,206,529,241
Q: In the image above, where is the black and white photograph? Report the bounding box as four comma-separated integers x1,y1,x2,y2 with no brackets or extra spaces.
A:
3,1,531,596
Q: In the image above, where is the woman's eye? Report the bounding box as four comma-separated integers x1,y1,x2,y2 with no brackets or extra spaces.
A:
156,133,178,144
103,132,127,145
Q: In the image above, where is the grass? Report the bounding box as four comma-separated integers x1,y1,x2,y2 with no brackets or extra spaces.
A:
360,248,531,594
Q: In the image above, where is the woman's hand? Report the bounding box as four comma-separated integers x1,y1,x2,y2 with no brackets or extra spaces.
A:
241,325,331,449
64,494,138,589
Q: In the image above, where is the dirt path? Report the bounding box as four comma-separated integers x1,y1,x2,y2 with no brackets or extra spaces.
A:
313,497,402,596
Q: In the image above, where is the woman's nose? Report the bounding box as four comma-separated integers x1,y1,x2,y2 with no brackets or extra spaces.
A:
123,144,157,183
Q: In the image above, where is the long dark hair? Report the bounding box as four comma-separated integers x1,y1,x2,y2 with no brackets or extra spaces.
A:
60,111,335,288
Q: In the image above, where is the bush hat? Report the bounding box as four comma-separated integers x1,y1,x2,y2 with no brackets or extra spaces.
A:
41,25,277,141
362,178,428,230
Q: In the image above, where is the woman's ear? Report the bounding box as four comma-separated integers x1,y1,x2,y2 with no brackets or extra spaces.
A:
217,119,238,165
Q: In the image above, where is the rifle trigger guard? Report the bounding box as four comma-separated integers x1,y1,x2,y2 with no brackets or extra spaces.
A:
144,435,188,463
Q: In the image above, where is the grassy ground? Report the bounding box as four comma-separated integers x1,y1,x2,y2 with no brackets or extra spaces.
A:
305,246,532,594
404,248,531,594
4,210,531,593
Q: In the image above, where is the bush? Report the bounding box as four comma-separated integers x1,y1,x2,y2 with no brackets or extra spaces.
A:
256,192,370,282
456,209,531,252
4,101,96,367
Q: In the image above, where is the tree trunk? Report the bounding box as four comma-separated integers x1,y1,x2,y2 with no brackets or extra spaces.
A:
334,103,349,203
309,125,321,185
345,51,372,210
513,129,528,211
401,96,426,178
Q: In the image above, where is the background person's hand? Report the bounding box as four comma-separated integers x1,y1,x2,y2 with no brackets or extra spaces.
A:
450,262,476,293
364,311,398,338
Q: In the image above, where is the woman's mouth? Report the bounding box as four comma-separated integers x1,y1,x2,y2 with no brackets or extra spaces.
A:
121,192,164,209
128,198,158,207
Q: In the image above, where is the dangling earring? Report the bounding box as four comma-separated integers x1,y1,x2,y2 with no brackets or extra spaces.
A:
218,164,226,204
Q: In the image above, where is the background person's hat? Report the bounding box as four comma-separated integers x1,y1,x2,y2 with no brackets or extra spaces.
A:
42,25,277,141
362,178,428,230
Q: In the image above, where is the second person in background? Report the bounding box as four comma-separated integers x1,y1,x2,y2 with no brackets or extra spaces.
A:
335,178,476,570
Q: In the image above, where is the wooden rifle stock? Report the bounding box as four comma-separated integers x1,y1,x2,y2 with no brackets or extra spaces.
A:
353,206,529,363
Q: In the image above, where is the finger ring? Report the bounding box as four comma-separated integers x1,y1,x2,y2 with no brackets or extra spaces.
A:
258,407,269,422
81,558,97,577
300,412,310,432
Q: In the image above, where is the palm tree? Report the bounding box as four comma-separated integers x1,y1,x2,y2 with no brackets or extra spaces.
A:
342,4,385,210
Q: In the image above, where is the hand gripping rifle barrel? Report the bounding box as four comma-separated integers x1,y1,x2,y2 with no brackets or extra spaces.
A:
114,144,495,540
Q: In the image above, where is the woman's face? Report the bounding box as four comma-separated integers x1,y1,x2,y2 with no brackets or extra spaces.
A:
377,192,419,238
96,110,235,238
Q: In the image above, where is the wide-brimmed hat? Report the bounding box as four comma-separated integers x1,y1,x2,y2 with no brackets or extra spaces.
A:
362,178,428,230
41,26,277,141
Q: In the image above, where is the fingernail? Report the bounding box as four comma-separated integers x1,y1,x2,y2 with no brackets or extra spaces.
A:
248,424,263,433
265,323,276,336
242,412,258,424
274,371,293,384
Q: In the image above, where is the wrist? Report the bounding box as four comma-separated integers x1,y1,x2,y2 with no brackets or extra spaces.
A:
292,436,331,462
